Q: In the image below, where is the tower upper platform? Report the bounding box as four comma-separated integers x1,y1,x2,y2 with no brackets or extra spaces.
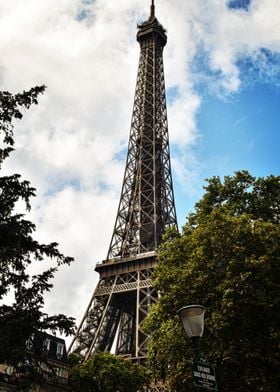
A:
137,0,167,48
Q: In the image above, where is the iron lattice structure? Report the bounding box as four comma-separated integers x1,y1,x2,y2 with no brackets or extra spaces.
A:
69,2,177,368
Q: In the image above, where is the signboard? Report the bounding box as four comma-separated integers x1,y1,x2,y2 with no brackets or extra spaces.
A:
192,355,218,391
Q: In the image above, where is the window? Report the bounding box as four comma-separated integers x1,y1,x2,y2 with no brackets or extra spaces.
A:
26,334,34,350
56,343,64,359
43,338,51,353
54,367,61,377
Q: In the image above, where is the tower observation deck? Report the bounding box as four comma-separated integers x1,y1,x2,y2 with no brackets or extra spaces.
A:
69,0,177,364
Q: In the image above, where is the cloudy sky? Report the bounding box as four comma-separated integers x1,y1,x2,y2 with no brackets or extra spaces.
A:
1,0,279,342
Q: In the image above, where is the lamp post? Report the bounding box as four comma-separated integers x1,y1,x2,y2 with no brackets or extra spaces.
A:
178,305,218,391
178,305,205,360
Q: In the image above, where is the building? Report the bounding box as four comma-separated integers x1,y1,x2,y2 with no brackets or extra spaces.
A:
0,332,70,392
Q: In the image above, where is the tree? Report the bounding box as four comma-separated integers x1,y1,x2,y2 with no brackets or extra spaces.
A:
0,87,75,373
69,352,148,392
145,171,280,391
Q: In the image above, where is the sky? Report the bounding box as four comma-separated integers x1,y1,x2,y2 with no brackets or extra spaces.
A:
0,0,279,343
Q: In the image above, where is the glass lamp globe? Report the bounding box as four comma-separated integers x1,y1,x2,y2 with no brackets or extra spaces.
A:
178,305,206,338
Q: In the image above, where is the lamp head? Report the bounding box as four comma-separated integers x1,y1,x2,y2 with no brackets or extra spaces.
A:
178,305,206,338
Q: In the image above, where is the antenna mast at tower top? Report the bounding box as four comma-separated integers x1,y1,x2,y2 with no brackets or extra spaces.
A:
150,0,155,18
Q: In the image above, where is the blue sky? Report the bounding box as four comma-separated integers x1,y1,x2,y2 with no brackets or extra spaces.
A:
229,0,251,10
172,0,280,226
174,80,280,226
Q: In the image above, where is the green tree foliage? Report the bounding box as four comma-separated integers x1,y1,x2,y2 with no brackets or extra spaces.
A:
69,352,148,392
0,87,75,370
145,171,280,391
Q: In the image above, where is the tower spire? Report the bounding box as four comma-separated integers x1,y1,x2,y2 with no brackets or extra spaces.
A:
150,0,155,19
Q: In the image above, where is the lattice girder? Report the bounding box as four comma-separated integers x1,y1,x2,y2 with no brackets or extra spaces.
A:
69,256,158,359
107,18,177,259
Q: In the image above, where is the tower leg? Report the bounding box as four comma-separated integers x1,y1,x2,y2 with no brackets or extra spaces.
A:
69,258,157,361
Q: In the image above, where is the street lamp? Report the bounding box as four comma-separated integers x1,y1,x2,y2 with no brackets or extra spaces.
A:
178,305,218,391
178,305,205,359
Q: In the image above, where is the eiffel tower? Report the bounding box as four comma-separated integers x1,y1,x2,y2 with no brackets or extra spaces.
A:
69,0,177,367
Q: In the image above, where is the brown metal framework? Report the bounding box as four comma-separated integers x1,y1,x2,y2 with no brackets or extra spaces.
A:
69,2,177,370
107,5,177,259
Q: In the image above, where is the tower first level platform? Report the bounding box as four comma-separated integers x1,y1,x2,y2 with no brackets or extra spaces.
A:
68,252,157,361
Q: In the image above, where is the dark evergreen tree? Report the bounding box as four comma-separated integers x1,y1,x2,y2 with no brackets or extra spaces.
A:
0,87,75,372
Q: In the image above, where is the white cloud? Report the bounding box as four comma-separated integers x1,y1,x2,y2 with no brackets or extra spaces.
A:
1,0,280,343
188,0,280,92
32,186,118,320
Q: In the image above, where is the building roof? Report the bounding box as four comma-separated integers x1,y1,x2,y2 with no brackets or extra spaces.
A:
31,331,68,365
